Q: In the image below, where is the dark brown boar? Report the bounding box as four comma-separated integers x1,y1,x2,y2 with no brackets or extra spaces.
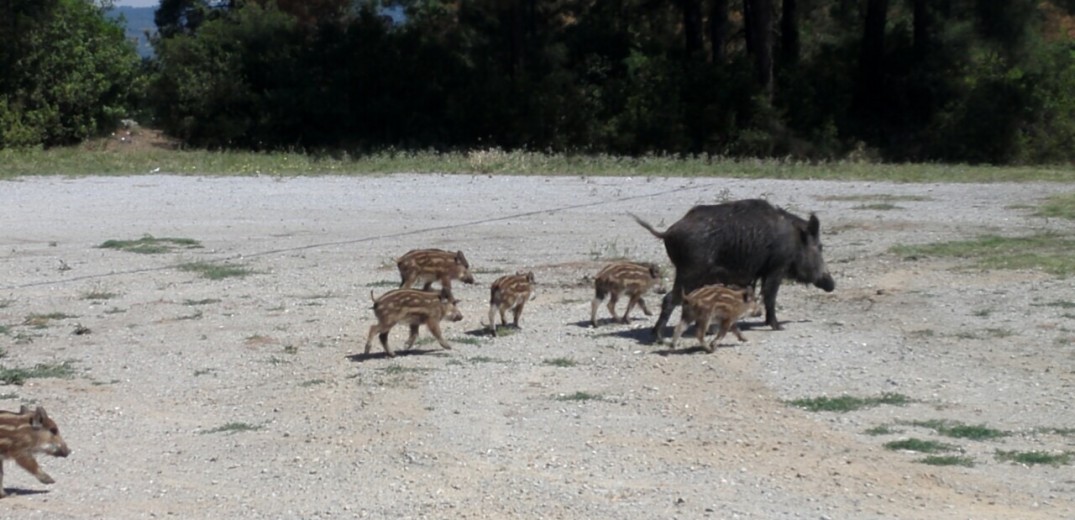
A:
670,284,759,352
365,288,464,357
590,262,665,327
633,199,835,341
397,249,476,292
0,405,70,497
487,271,535,336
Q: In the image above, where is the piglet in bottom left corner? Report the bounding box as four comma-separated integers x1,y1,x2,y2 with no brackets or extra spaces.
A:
365,288,464,358
0,405,71,498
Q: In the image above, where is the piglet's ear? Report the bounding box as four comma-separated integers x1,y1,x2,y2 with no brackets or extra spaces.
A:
30,407,48,429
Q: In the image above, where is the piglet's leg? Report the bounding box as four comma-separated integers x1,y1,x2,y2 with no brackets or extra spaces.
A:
426,321,452,350
15,454,53,484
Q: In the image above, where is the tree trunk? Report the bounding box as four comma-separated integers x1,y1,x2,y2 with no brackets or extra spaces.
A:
680,0,704,58
913,0,928,58
780,0,799,67
854,0,888,121
746,0,774,99
709,0,729,63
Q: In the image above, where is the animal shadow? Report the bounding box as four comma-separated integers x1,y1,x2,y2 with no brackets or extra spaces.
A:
1,488,50,498
346,348,445,363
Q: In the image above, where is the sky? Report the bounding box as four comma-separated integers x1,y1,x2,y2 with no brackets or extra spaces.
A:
114,1,159,7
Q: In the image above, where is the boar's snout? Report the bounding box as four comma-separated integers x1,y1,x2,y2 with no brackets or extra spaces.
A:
815,273,835,292
461,272,476,284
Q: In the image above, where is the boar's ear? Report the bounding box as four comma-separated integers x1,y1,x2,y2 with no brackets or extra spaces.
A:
808,214,821,238
30,407,48,429
455,251,469,267
18,405,31,415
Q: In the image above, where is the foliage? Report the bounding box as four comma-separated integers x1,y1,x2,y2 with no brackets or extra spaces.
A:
0,0,142,148
5,0,1075,163
787,393,910,413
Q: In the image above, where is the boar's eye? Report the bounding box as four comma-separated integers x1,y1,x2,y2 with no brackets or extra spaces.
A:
50,427,59,435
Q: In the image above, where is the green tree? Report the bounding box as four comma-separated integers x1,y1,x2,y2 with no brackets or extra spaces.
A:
0,0,142,147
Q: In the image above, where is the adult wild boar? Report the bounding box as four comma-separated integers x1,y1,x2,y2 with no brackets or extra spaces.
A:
633,199,835,341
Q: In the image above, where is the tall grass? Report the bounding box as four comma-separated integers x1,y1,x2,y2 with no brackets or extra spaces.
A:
3,146,1075,182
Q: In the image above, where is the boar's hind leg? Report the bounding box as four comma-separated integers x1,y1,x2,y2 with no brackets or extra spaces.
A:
426,320,452,350
636,296,653,316
365,325,383,355
511,303,526,327
488,305,500,336
606,293,620,323
652,290,681,343
404,324,421,349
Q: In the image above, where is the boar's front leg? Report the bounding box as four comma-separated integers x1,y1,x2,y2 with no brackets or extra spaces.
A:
15,454,52,485
425,320,452,350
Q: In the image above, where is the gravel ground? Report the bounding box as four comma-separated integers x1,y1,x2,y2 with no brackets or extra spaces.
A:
1,174,1074,519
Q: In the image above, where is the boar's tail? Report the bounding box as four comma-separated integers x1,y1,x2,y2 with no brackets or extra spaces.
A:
630,213,666,239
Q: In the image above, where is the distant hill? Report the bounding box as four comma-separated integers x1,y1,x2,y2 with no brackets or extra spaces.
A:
106,6,156,58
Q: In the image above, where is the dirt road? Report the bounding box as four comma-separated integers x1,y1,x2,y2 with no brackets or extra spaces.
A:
1,174,1073,518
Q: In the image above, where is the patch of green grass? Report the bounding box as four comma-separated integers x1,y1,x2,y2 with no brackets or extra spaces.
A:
818,194,931,202
100,235,201,254
884,438,959,453
1038,427,1075,437
472,267,508,275
202,422,263,435
1032,300,1075,309
556,391,603,402
380,365,432,375
853,203,902,211
589,239,630,261
81,290,117,301
8,147,1075,181
864,425,898,436
544,357,577,368
178,261,254,280
299,378,326,387
490,325,520,337
903,419,1008,440
23,312,75,328
892,234,1075,277
0,326,8,336
984,328,1014,338
788,393,911,413
972,308,993,318
365,280,399,287
464,355,506,364
264,356,290,365
908,329,935,338
0,299,12,309
0,361,77,385
451,336,483,346
193,368,216,377
995,450,1072,466
918,455,975,467
0,392,19,400
184,298,221,306
1036,192,1075,220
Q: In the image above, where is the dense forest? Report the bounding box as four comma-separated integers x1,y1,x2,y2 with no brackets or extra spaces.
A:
2,0,1075,164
